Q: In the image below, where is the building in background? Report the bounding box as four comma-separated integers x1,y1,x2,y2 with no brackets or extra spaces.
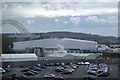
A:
13,38,98,54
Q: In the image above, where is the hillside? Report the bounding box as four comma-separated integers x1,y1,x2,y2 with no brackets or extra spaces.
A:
3,31,118,45
39,31,117,45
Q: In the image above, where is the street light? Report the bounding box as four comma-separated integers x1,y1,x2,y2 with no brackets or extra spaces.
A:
96,56,98,80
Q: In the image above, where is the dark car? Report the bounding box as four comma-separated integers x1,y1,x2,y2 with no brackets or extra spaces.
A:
61,65,68,68
54,76,64,80
21,69,30,72
4,68,10,72
36,66,47,69
55,68,63,72
29,66,35,69
55,63,60,66
32,67,42,71
98,72,108,77
45,63,50,66
62,70,72,74
23,72,35,76
50,63,54,66
29,70,39,74
84,74,96,80
87,70,96,76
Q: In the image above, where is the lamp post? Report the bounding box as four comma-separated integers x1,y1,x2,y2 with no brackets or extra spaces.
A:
96,56,98,80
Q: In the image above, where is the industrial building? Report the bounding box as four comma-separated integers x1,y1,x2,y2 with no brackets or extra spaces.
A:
13,38,98,54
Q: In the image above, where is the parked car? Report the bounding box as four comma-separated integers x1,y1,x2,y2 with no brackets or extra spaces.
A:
55,68,64,72
55,63,60,66
87,70,96,75
98,72,108,77
29,70,39,74
99,63,107,67
0,68,6,74
32,67,42,71
54,76,64,80
66,67,75,72
70,65,77,69
61,65,69,68
84,62,90,65
84,74,96,80
89,63,97,67
62,70,72,74
44,73,55,78
36,65,47,69
57,66,65,70
45,63,50,66
77,61,85,65
23,71,35,76
89,68,97,71
21,68,30,72
48,63,54,66
61,63,65,66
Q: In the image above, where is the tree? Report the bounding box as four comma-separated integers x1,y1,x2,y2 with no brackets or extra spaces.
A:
2,35,13,53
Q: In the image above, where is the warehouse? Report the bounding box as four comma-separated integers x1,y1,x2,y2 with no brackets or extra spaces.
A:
13,38,98,54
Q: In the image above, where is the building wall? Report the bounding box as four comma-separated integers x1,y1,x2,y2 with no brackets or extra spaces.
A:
13,38,98,52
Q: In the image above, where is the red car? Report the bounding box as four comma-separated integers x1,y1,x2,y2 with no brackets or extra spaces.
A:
61,70,72,74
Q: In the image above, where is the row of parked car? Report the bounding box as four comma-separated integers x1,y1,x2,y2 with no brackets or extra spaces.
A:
2,61,90,79
84,63,109,80
55,62,79,75
21,63,66,80
21,64,47,77
45,61,90,66
43,62,81,80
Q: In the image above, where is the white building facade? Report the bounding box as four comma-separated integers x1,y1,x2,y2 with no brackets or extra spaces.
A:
13,38,98,53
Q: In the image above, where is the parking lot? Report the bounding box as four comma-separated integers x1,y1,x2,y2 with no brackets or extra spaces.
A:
2,62,118,80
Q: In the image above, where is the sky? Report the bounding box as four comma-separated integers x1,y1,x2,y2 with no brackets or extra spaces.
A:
1,0,119,37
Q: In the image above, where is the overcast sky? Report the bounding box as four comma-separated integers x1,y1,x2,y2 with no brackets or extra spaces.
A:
2,0,118,37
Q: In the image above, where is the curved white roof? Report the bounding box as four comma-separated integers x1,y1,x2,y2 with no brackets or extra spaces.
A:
1,53,38,62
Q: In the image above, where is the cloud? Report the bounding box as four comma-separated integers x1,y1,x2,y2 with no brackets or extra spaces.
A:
27,19,34,24
69,17,80,25
2,2,117,18
99,19,107,23
85,15,117,25
2,3,8,10
2,0,119,2
64,21,68,24
107,16,118,24
85,16,108,23
55,18,58,22
85,16,99,23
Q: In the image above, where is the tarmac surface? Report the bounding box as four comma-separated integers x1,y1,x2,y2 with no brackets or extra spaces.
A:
2,63,118,80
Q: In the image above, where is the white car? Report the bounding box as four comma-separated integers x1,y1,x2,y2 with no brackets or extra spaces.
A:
89,63,97,67
44,73,56,78
77,61,84,65
84,62,90,65
66,67,75,72
0,68,6,73
61,63,65,66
